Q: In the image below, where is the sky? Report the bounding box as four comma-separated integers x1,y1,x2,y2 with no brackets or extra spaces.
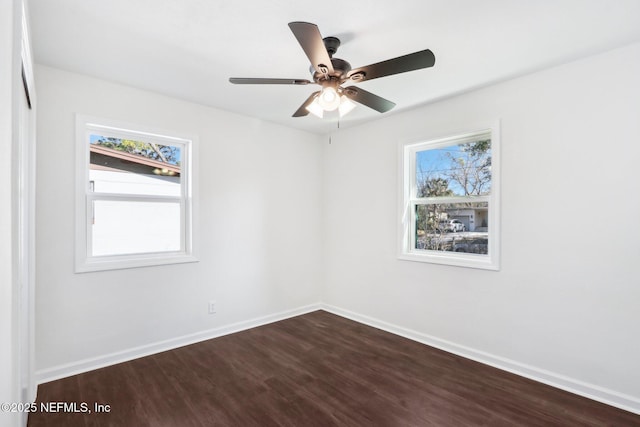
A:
416,144,466,195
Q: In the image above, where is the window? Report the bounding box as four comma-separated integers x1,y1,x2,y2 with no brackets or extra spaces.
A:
399,123,500,270
75,115,197,272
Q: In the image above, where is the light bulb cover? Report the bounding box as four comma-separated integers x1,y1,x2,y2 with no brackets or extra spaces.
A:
305,98,324,118
317,87,340,111
338,96,356,117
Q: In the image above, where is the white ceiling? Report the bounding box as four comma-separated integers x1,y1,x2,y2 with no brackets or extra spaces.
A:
28,0,640,135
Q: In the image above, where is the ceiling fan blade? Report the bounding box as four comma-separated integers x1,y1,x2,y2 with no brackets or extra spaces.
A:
288,22,334,75
347,49,435,83
342,86,395,113
229,78,311,85
292,91,320,117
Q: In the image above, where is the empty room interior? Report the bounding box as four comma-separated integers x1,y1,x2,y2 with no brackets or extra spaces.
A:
2,0,640,426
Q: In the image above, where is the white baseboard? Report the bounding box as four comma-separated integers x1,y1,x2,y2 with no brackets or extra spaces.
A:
321,303,640,416
35,303,321,385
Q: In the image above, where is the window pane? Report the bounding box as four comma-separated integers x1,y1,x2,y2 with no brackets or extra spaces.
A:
415,202,489,254
89,135,181,196
416,139,491,197
92,200,181,256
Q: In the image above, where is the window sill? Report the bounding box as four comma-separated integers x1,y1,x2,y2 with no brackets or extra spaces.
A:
75,253,199,273
398,251,499,271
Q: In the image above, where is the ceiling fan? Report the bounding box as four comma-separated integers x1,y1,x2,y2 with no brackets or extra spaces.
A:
229,22,435,119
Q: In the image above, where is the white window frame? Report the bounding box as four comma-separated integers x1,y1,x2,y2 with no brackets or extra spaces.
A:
398,122,500,270
75,114,198,272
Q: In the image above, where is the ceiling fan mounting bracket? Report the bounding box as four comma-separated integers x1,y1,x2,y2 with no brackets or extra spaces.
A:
343,87,358,96
323,36,341,57
349,71,366,82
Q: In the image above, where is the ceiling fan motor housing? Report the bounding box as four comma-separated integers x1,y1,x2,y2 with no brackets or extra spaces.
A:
310,57,352,84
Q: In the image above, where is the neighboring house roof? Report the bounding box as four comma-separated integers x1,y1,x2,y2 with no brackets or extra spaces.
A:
90,144,181,177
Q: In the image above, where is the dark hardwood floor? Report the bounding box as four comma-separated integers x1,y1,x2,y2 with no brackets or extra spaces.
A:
29,310,640,426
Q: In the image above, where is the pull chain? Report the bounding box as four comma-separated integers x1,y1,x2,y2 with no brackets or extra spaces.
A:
329,119,340,145
329,119,341,145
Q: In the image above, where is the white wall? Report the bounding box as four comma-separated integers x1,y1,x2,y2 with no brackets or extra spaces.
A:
0,1,19,425
3,1,36,426
35,65,324,379
323,42,640,410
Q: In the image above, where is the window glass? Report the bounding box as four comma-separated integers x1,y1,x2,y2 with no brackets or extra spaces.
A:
92,200,181,256
414,202,489,253
89,135,181,196
416,139,491,197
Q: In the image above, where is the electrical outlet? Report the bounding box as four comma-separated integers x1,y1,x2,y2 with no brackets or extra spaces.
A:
208,301,217,314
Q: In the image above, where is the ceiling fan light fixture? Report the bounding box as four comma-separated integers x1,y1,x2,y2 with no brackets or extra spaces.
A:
317,86,340,111
305,98,324,118
338,96,356,117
